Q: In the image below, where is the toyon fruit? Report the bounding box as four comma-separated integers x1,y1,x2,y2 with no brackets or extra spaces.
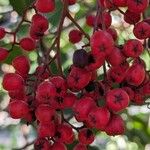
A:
0,47,9,62
0,27,6,39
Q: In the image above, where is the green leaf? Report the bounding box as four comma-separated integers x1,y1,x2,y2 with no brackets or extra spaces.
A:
10,0,34,15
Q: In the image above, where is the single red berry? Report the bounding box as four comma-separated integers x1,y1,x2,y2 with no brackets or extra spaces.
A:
12,55,30,76
49,76,67,97
36,81,56,104
133,21,150,39
8,100,29,119
126,64,145,86
106,27,118,41
55,123,74,144
123,39,143,58
78,128,95,145
91,30,114,56
51,142,67,150
106,88,129,112
88,107,110,130
124,9,141,24
86,15,95,27
69,29,83,44
35,104,55,123
132,91,144,105
73,143,87,150
67,66,92,91
105,114,125,136
8,89,26,100
0,47,9,62
38,122,55,138
35,0,55,13
73,97,96,122
127,0,149,13
34,138,51,150
2,73,24,91
0,27,6,39
107,47,126,66
20,37,36,51
67,0,77,5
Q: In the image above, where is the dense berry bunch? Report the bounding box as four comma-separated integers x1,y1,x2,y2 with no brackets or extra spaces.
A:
0,0,150,149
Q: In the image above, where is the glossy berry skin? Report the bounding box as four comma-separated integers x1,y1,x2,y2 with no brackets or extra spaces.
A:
88,107,110,130
73,49,88,68
107,47,125,66
20,37,36,51
49,76,67,97
78,128,95,145
73,143,87,150
51,142,67,150
73,97,96,122
36,81,56,104
105,114,125,136
91,30,114,56
34,138,50,150
106,88,129,112
35,0,55,13
35,104,55,123
2,73,24,91
127,0,149,13
0,27,6,39
123,39,143,58
8,100,29,119
55,124,74,144
0,47,9,62
38,122,55,138
124,9,141,24
67,66,92,91
69,29,83,44
133,21,150,39
12,55,30,76
126,64,145,86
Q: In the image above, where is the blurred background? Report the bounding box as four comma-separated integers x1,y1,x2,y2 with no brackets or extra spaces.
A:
0,0,150,149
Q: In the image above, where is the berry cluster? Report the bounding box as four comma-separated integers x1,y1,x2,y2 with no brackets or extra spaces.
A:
0,0,150,149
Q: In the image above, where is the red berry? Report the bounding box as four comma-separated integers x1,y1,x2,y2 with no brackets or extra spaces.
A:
35,0,55,13
8,100,29,119
12,55,30,76
51,142,67,150
86,15,95,27
69,29,83,44
133,92,144,105
123,39,143,58
0,47,9,62
36,81,56,104
73,143,87,150
106,28,118,41
34,138,51,150
49,76,67,97
122,87,134,100
127,0,149,13
73,97,96,122
35,104,55,123
126,64,145,86
8,89,26,100
133,21,150,39
0,27,6,39
124,9,141,24
38,122,55,138
105,114,125,136
2,73,24,91
67,0,77,5
67,66,92,91
91,30,114,56
142,81,150,96
112,0,127,7
20,37,36,51
78,128,95,145
88,107,110,130
106,88,129,112
107,47,126,66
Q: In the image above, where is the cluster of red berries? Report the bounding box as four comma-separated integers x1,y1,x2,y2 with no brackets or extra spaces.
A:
0,0,150,150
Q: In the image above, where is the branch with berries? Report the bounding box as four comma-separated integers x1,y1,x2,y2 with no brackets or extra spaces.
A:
0,0,150,149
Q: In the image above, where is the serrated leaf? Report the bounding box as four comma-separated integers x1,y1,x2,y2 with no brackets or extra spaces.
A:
10,0,34,15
